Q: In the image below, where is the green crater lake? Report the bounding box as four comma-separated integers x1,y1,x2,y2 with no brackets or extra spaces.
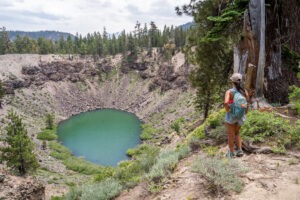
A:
57,109,141,166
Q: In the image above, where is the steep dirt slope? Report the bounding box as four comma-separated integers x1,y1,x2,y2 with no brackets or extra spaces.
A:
0,52,194,124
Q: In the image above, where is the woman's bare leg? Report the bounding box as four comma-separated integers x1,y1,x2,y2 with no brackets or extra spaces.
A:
226,123,235,152
235,125,242,150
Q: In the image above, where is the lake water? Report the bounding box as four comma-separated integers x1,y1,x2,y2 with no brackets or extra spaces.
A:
57,109,141,166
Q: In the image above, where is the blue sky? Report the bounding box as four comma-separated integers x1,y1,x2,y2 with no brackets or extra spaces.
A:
0,0,192,35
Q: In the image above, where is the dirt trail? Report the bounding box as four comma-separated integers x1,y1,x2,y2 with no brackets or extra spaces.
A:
117,149,300,200
116,152,210,200
232,153,300,200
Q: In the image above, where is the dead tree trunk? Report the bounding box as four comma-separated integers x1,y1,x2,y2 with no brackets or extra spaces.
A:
233,0,272,107
234,0,300,105
255,0,266,99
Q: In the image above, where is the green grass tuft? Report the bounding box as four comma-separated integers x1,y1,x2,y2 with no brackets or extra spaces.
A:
289,84,300,116
49,141,112,176
147,146,191,183
49,141,72,160
140,124,157,140
63,157,104,175
126,144,158,157
171,117,185,133
187,109,226,141
51,196,64,200
37,127,58,141
116,144,159,187
65,178,122,200
192,156,247,193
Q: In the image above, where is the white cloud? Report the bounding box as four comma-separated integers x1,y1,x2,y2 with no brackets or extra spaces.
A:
0,0,192,35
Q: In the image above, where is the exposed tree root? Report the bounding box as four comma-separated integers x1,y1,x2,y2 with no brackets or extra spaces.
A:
242,140,273,154
287,152,300,159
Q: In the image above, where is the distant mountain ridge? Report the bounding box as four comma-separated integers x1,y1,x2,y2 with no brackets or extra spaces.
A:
178,22,194,30
8,30,75,41
8,22,193,41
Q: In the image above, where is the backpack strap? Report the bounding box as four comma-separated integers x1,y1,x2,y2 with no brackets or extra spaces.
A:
230,88,237,99
230,88,238,93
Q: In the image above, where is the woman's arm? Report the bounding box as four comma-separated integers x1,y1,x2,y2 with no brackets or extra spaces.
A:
224,90,231,112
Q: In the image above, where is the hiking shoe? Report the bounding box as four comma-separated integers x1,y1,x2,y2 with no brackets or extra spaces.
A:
236,149,244,157
226,151,235,158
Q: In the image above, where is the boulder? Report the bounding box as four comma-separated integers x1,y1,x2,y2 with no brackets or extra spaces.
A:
41,64,58,76
83,68,98,76
0,174,5,183
15,180,45,200
3,79,27,94
120,64,130,74
158,64,178,81
132,62,148,71
140,72,148,79
49,73,64,82
0,172,45,200
32,75,48,86
160,81,172,93
101,65,113,73
69,73,83,82
174,76,188,88
22,66,40,75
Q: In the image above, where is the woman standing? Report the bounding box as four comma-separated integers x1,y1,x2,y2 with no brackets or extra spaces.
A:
224,73,249,158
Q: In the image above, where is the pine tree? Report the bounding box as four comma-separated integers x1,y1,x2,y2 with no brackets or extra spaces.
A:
149,21,158,47
134,21,142,47
80,42,88,55
127,33,138,62
14,35,39,54
110,34,117,55
74,33,80,54
118,30,127,57
102,27,109,56
45,113,55,130
58,35,67,53
66,35,74,55
38,37,53,54
0,80,5,108
0,110,39,175
177,0,233,118
142,23,149,48
0,27,10,55
4,23,189,55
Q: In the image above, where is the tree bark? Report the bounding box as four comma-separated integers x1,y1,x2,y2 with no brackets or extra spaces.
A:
234,8,257,94
255,0,266,99
204,90,211,119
